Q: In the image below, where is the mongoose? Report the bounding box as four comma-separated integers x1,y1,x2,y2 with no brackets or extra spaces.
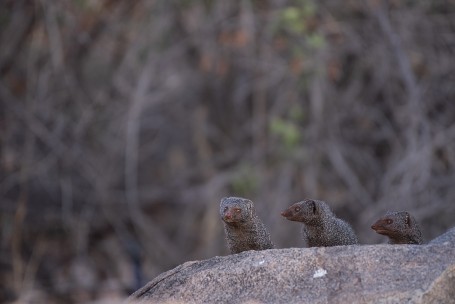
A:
281,199,358,247
371,211,423,245
220,197,274,254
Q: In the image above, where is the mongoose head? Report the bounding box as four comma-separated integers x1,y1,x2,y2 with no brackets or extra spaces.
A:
371,211,423,244
281,199,323,225
220,197,255,224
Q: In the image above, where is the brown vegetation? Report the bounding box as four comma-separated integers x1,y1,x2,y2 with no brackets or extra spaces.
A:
1,0,454,302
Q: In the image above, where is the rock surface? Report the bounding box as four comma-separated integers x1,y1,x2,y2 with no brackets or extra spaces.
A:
429,227,455,245
128,228,455,304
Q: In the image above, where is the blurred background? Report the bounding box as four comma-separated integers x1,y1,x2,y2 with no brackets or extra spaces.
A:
1,0,455,303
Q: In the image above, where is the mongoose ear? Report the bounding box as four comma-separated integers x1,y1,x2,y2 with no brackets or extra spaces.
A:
245,199,254,216
404,212,411,227
309,200,317,214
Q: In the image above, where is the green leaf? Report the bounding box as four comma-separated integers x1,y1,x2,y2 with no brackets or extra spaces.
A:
270,118,300,149
308,34,325,49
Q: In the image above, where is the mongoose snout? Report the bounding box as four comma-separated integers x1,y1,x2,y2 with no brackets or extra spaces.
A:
280,209,292,217
221,206,241,222
371,220,390,233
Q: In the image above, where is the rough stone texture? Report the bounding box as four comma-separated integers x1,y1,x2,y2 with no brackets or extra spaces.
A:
128,229,455,304
429,227,455,245
421,264,455,303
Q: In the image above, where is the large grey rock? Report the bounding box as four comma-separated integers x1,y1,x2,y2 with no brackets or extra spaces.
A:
128,229,455,304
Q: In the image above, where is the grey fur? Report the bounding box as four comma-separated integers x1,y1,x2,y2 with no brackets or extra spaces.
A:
371,211,423,245
220,197,274,254
281,199,358,247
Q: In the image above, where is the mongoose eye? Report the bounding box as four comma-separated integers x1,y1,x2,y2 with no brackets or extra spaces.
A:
224,207,228,212
386,219,393,225
235,208,241,213
294,207,301,212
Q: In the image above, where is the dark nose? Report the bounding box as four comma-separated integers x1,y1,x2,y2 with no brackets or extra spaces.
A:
224,212,232,219
371,224,377,230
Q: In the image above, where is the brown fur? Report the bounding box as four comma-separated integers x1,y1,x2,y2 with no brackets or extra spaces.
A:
281,199,358,247
371,211,423,244
220,197,274,254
